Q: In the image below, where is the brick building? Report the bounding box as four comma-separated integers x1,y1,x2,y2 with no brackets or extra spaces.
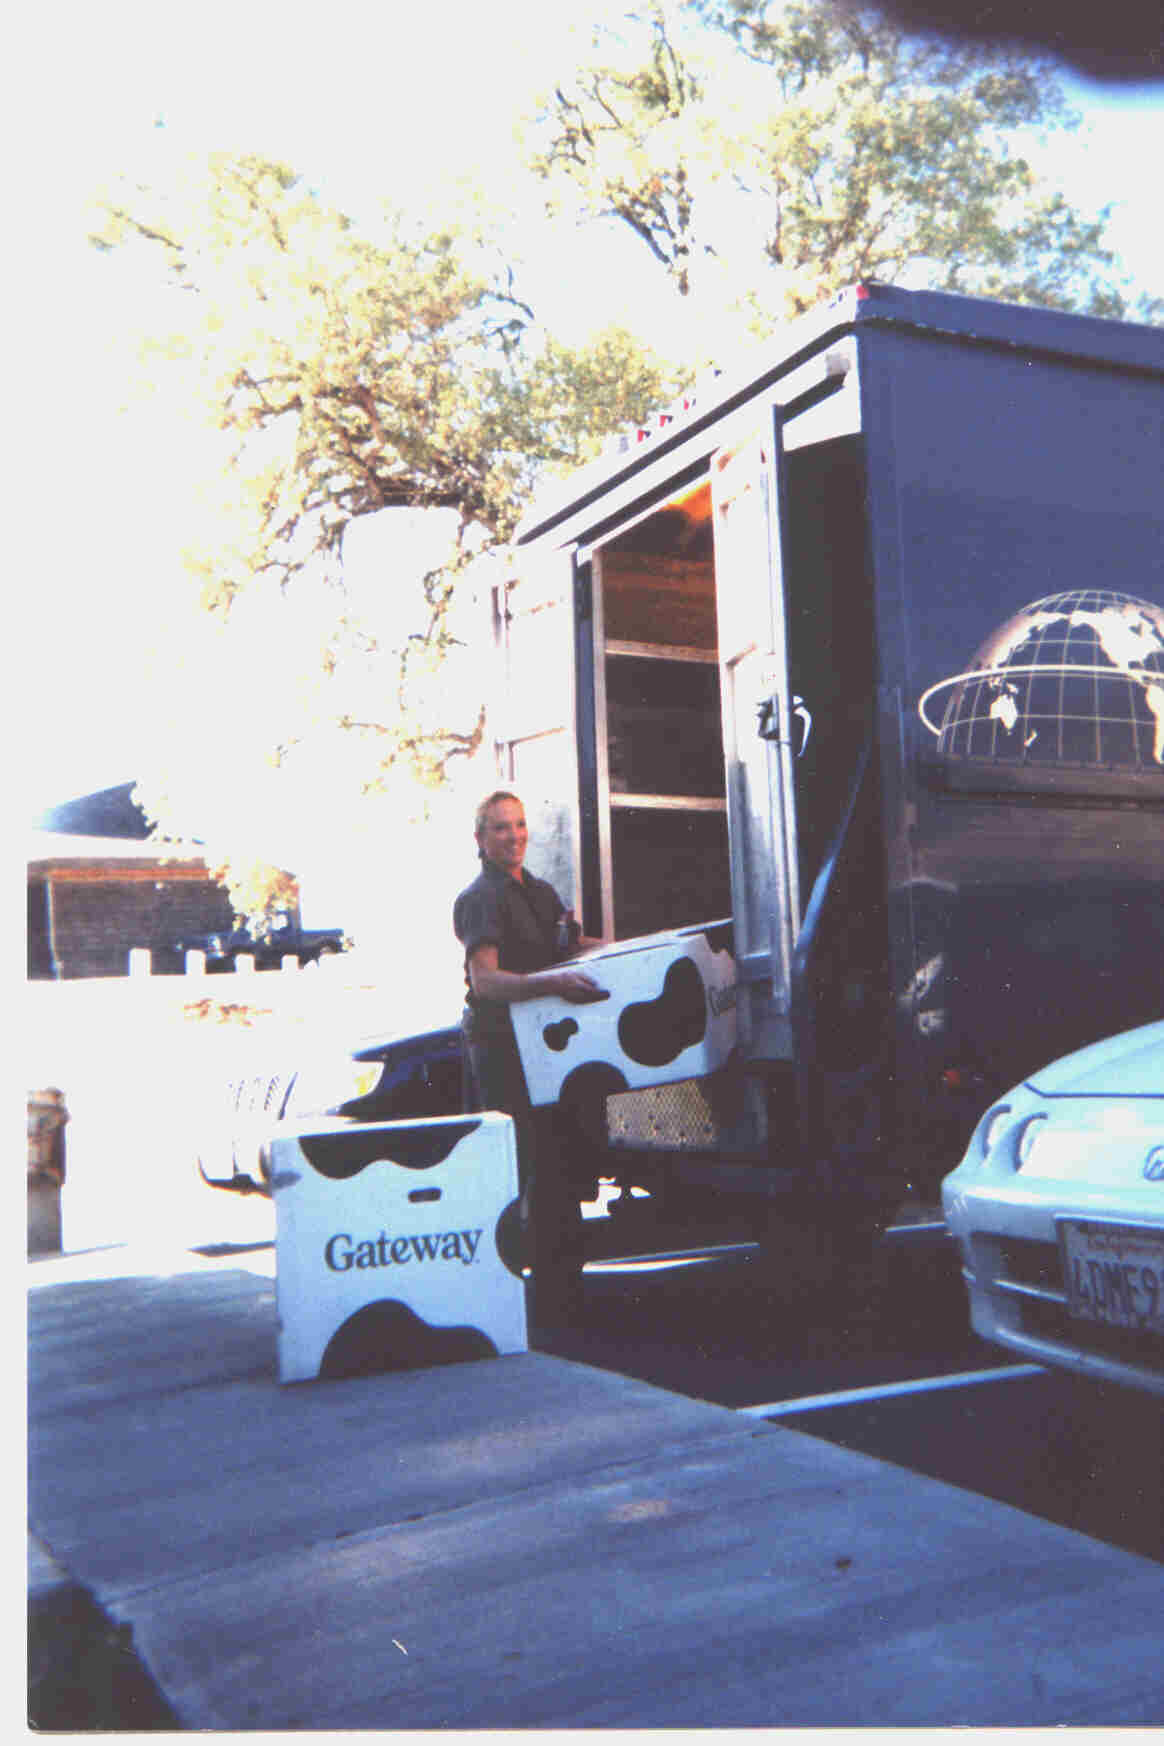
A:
28,836,238,979
29,783,236,980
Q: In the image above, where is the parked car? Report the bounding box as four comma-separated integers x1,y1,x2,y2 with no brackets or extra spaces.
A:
941,1021,1164,1398
197,1023,464,1192
180,915,347,972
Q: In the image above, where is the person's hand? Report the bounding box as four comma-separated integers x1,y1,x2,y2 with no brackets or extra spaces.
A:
553,970,609,1004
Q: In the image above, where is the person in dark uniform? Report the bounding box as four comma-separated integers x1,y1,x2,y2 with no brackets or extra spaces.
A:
453,790,607,1321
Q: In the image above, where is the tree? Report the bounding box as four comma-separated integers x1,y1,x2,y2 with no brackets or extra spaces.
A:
535,11,713,297
529,0,1152,333
95,153,686,589
90,153,689,929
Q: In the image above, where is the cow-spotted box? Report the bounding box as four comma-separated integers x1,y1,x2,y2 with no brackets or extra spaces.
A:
268,1113,527,1384
510,920,738,1109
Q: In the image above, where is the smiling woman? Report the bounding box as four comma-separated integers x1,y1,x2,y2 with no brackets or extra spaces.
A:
453,789,609,1321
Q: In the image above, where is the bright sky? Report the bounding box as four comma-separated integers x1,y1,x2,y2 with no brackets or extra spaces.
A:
24,0,1164,812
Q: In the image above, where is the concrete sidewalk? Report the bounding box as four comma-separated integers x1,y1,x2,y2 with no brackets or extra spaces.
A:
28,1245,1163,1729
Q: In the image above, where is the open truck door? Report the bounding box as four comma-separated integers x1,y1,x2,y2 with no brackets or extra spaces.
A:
711,413,895,1219
711,425,801,1067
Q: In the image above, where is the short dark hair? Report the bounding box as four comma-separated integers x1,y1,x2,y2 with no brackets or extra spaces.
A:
474,789,523,841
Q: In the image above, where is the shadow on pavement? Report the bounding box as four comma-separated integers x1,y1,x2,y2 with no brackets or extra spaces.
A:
29,1579,179,1732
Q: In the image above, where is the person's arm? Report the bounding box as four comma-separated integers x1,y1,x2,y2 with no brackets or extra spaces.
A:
468,944,608,1005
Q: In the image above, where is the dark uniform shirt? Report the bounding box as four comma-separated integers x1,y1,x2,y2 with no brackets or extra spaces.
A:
453,858,568,1041
454,860,590,1270
453,856,574,1124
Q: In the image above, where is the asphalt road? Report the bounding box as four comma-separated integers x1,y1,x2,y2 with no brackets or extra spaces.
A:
53,1099,1163,1571
542,1220,1164,1567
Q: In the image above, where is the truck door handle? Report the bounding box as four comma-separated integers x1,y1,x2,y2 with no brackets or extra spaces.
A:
792,696,812,758
757,694,812,757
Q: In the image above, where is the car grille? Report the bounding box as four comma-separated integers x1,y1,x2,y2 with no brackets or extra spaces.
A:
231,1072,294,1121
979,1233,1164,1372
997,1235,1062,1293
1016,1293,1164,1368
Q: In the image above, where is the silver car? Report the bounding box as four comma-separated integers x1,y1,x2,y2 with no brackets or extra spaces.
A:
941,1020,1164,1398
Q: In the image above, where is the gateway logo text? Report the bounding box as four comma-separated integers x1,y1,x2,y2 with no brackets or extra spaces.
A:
324,1229,483,1271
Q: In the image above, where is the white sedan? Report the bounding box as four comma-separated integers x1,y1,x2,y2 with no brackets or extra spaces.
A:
941,1021,1164,1399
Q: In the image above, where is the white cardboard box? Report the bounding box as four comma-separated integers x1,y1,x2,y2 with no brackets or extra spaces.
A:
510,921,738,1108
269,1113,526,1384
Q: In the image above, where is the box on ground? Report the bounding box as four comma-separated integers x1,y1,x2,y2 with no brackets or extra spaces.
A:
269,1113,526,1384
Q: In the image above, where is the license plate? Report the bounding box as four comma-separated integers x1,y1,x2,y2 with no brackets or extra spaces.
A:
1057,1219,1164,1335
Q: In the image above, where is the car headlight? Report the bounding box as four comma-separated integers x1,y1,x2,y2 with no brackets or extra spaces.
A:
285,1058,383,1117
1015,1112,1048,1169
980,1106,1012,1158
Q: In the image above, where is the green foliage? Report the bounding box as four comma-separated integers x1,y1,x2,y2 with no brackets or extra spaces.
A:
95,151,686,582
531,7,718,298
531,0,1140,325
99,159,554,594
93,153,687,925
535,9,710,293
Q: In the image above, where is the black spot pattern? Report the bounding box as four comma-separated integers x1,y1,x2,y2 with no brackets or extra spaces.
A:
319,1300,498,1379
299,1120,482,1180
543,1017,580,1052
616,956,708,1067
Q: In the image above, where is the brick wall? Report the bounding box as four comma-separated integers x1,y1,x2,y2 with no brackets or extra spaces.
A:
47,870,236,979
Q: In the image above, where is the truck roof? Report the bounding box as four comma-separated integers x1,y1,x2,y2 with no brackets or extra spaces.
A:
515,283,1164,550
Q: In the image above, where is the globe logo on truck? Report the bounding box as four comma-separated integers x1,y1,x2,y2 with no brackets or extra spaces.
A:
918,590,1164,772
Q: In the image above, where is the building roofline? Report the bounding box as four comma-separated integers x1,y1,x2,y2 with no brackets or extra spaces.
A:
28,832,212,874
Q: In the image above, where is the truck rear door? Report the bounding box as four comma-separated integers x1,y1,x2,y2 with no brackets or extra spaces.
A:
712,421,800,1063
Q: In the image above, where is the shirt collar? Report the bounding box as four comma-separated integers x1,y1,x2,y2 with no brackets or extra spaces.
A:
480,857,526,889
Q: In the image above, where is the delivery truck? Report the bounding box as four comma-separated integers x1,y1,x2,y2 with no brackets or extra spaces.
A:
204,284,1162,1266
481,283,1163,1245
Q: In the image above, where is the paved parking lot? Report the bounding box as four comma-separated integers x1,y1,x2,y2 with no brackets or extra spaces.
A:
28,1239,1164,1729
25,978,1164,1727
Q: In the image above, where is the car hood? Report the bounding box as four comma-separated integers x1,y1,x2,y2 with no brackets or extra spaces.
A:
351,1020,462,1059
1026,1020,1164,1099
